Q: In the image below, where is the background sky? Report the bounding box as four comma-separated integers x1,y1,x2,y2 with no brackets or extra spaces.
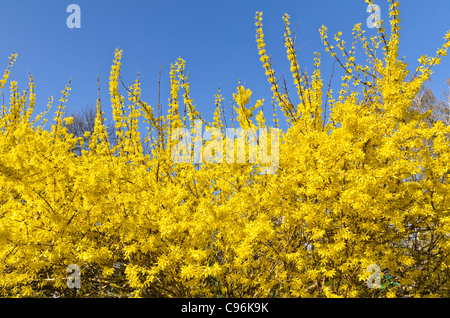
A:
0,0,449,131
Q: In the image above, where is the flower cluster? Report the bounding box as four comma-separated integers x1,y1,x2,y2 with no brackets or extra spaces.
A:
0,0,449,298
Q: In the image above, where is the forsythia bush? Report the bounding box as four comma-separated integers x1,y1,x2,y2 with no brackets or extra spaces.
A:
1,0,449,297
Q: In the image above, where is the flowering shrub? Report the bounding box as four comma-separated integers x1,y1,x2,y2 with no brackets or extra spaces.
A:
1,0,449,297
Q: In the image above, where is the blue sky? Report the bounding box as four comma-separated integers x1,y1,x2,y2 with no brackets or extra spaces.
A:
0,0,449,130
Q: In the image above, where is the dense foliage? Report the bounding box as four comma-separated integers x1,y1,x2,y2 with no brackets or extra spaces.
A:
1,0,449,297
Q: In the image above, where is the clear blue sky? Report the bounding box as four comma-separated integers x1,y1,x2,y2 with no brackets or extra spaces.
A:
0,0,449,130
